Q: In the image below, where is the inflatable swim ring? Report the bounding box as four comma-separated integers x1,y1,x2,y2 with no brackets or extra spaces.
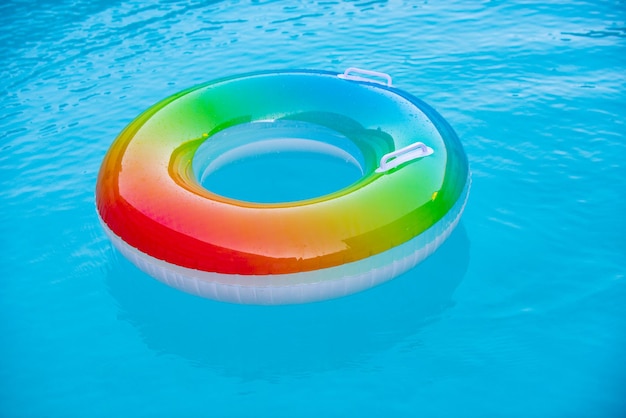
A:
96,68,470,305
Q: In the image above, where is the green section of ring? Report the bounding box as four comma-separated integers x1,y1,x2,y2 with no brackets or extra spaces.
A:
170,70,468,252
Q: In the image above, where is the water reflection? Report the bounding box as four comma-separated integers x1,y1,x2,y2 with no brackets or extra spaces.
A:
107,224,469,380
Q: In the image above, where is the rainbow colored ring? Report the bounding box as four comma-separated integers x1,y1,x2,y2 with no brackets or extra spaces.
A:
96,69,470,304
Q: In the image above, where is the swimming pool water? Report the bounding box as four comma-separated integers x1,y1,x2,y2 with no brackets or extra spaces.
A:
1,1,625,417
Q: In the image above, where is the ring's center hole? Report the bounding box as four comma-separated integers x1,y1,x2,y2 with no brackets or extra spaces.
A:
192,121,365,203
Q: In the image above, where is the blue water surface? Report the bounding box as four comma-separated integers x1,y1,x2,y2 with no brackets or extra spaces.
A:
1,1,625,417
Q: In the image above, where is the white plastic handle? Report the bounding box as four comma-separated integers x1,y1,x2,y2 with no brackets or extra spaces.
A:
337,67,393,86
375,142,434,173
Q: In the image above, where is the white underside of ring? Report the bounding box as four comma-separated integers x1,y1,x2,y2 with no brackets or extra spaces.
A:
100,176,470,305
